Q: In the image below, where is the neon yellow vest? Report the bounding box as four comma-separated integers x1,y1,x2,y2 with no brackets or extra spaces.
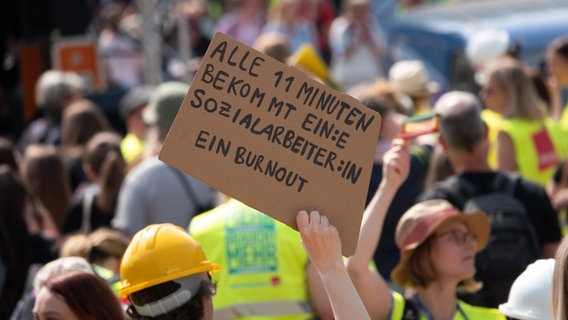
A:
560,101,568,132
120,133,145,163
92,264,122,296
481,109,504,169
389,291,505,319
189,200,314,320
500,117,568,186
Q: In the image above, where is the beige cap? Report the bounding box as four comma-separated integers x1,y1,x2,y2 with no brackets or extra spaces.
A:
389,60,439,97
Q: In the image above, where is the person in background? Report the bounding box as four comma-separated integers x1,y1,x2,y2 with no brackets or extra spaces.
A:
97,1,144,90
33,271,125,320
20,144,72,234
328,0,387,90
545,36,568,127
545,37,568,234
297,0,337,64
17,70,84,152
262,0,319,53
0,137,19,170
112,82,218,236
419,91,562,306
59,227,129,295
10,256,95,320
189,199,334,319
0,165,57,319
119,223,219,320
388,59,439,116
214,0,267,47
60,98,112,191
63,131,125,234
118,84,154,165
346,140,504,319
482,58,568,186
348,81,429,291
253,32,292,64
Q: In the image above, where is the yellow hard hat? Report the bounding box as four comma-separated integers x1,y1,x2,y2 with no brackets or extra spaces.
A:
119,223,220,298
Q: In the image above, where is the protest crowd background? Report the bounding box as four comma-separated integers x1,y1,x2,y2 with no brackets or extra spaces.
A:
2,0,568,319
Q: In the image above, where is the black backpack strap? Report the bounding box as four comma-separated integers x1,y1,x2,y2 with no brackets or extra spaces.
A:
489,172,541,256
402,297,420,320
435,175,476,208
491,172,519,195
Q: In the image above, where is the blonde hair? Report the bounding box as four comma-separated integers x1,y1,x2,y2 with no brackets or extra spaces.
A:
553,236,568,319
60,228,128,265
486,58,548,120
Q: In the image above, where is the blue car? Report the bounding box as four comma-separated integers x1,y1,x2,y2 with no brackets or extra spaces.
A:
388,0,568,95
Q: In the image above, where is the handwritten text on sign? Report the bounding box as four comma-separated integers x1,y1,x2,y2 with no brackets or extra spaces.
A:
159,32,381,255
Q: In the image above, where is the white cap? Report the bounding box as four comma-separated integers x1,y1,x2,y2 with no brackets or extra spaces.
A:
466,29,510,67
499,259,555,320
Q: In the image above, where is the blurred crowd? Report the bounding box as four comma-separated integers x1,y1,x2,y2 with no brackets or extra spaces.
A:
1,0,568,319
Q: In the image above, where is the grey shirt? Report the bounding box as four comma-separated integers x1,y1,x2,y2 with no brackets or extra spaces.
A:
112,156,216,235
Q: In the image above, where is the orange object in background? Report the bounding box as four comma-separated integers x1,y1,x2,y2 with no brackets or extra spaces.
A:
52,37,106,93
19,42,49,123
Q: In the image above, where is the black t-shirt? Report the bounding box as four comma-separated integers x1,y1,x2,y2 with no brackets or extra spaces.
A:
63,191,113,235
419,171,562,247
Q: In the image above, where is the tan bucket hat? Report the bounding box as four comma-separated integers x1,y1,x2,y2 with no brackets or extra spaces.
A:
391,199,490,288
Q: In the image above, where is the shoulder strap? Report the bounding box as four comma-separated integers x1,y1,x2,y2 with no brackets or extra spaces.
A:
402,298,421,320
166,165,202,209
491,172,518,195
81,189,96,234
435,175,474,208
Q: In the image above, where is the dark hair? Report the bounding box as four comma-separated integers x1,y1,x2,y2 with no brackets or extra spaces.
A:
0,137,18,170
43,271,125,320
549,36,568,60
21,144,72,229
61,99,111,158
84,131,125,214
127,279,216,320
0,165,31,317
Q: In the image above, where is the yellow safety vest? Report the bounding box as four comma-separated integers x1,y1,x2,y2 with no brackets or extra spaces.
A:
389,291,505,320
189,200,315,320
481,109,504,169
92,264,122,296
500,117,568,186
120,133,145,163
559,102,568,132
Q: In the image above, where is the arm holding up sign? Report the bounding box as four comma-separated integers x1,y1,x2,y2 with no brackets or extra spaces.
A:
297,139,409,320
346,138,410,319
297,210,370,320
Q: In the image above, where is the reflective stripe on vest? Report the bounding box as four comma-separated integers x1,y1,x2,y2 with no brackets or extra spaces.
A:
214,301,314,320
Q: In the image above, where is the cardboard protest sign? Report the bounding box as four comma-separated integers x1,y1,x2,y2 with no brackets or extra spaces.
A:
159,32,381,255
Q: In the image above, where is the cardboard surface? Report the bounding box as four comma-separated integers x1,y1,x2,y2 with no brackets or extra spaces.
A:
159,32,381,255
